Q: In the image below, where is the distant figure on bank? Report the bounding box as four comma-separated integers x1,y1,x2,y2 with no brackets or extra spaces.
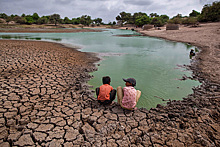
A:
190,49,195,56
117,78,141,110
96,76,116,105
189,49,196,59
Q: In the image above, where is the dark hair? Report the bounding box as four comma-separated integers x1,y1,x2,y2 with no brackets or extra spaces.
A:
102,76,111,84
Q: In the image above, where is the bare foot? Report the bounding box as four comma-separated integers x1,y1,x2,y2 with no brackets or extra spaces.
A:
110,101,115,105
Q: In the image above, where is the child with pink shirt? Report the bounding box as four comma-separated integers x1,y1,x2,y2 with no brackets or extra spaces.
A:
117,78,141,110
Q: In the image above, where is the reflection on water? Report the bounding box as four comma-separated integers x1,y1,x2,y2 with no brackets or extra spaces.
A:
0,30,201,109
0,35,62,41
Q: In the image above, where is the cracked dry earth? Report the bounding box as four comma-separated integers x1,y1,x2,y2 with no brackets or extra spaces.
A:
0,40,220,147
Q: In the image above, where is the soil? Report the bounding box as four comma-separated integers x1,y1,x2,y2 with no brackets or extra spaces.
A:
0,23,219,146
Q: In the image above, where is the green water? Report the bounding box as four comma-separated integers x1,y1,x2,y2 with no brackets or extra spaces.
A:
0,29,200,109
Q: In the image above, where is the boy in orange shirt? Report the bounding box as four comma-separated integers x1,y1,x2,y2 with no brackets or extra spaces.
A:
96,76,116,105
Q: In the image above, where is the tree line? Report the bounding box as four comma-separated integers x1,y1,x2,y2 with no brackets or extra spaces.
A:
0,1,219,27
0,13,104,26
116,1,219,27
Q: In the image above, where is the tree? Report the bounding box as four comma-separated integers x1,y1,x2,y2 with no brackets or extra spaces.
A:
133,12,148,24
72,18,80,25
135,15,150,27
0,13,8,19
168,14,183,24
189,10,200,17
64,17,72,24
151,17,164,27
13,16,26,24
116,11,132,25
80,15,92,26
93,18,102,25
150,13,159,18
50,14,61,26
32,13,40,22
172,14,183,19
37,17,48,24
25,15,34,24
160,15,169,23
182,17,198,26
198,1,220,22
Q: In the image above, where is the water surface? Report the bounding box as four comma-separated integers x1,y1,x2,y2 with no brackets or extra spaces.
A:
0,29,200,109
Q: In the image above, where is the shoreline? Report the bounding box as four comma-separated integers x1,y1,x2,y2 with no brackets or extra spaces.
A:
138,22,220,84
0,23,220,146
0,28,103,33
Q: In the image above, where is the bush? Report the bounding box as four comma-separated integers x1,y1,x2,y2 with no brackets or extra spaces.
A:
182,17,198,26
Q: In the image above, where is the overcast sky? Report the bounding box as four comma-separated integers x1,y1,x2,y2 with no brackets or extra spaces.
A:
0,0,217,23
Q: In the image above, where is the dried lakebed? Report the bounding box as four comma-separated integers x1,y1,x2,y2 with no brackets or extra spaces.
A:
0,39,219,146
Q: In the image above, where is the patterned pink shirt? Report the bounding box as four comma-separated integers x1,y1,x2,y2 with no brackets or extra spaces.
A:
122,86,137,109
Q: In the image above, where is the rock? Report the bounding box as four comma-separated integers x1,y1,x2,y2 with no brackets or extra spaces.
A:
8,93,20,101
27,122,39,129
0,142,10,147
14,134,34,146
81,123,96,135
33,132,47,143
64,128,79,141
104,113,118,121
7,131,22,142
46,139,64,147
35,124,54,132
47,127,65,140
0,127,8,140
4,111,17,119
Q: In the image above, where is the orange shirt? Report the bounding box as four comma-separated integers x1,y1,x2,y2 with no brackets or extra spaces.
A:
97,84,113,101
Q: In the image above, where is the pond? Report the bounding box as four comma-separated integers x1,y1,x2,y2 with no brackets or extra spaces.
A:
0,29,200,109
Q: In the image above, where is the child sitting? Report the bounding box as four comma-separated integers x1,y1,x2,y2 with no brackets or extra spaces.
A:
117,78,141,110
96,76,116,105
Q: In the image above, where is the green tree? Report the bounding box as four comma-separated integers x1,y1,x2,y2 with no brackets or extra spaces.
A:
160,15,169,23
25,15,34,24
93,18,102,25
150,13,159,18
64,17,72,24
151,17,164,27
50,14,61,26
182,17,198,26
32,13,40,23
133,12,148,24
169,14,183,24
13,16,26,24
116,11,132,25
199,1,220,22
135,15,150,27
189,10,200,17
80,15,92,26
0,13,8,19
37,17,48,24
72,18,80,24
